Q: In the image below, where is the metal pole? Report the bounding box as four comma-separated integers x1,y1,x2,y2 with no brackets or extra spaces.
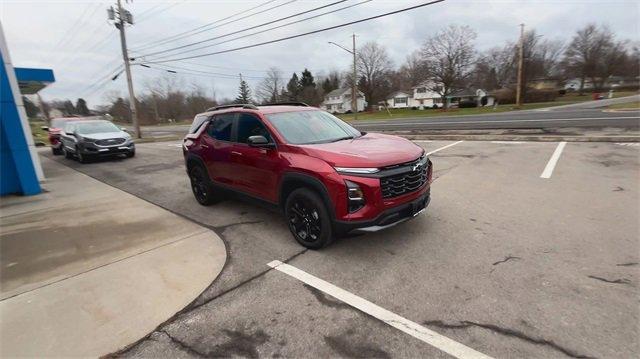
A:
352,34,358,120
116,0,140,138
515,23,525,108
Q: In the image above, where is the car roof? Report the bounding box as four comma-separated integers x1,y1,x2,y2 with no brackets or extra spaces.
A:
71,119,112,125
198,105,320,117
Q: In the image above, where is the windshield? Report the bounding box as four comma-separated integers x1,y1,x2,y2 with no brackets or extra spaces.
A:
266,110,361,145
75,121,121,135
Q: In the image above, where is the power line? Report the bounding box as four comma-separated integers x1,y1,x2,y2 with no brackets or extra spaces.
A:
135,0,349,59
53,2,104,51
140,63,287,80
140,0,372,62
130,0,280,51
143,0,442,64
136,1,187,24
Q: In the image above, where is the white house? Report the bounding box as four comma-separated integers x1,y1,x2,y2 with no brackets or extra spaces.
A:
411,82,445,108
320,88,367,113
384,90,413,108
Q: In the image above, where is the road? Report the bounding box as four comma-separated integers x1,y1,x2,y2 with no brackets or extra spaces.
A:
134,96,640,137
43,139,639,358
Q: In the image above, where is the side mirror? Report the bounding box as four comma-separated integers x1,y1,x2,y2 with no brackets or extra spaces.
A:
248,135,274,148
120,127,128,132
41,126,49,131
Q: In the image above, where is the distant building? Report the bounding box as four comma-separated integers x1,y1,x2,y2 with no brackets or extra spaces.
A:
320,88,367,113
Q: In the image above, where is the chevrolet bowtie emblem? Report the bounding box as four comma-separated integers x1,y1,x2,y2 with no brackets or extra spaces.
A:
412,163,422,172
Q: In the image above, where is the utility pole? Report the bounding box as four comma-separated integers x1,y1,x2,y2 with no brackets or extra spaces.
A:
328,34,358,120
112,0,140,138
515,23,525,108
352,34,358,121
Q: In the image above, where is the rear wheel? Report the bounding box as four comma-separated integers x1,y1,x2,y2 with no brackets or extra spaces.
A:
285,188,333,249
63,146,73,159
76,148,89,163
189,165,220,206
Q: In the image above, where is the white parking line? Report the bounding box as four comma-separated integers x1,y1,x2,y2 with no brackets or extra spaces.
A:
540,142,567,179
267,260,493,359
426,140,464,156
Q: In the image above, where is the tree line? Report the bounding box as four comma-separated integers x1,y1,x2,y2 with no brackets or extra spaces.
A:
35,22,638,123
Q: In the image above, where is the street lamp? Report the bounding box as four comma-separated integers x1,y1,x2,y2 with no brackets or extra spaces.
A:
328,34,358,120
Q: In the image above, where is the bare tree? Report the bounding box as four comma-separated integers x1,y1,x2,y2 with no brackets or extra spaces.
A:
256,67,284,104
562,24,627,93
356,41,393,108
421,25,477,108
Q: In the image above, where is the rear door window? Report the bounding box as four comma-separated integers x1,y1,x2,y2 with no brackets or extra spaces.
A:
189,114,210,134
207,113,234,141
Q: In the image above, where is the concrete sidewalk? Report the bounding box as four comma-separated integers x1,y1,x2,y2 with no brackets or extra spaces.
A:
0,156,226,357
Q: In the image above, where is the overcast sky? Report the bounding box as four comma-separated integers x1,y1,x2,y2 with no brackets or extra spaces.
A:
2,0,639,107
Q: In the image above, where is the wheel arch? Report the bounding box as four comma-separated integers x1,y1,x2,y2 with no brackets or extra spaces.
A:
279,172,336,220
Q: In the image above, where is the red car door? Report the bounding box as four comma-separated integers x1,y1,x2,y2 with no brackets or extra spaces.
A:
229,113,281,202
200,113,237,187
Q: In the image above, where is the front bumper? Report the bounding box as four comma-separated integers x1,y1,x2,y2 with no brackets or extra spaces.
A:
81,142,135,156
334,190,430,234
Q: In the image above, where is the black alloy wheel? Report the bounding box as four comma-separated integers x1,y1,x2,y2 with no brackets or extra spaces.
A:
189,166,216,205
285,188,333,249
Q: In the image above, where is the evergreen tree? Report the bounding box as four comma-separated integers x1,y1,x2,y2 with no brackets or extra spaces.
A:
22,96,40,118
299,69,319,105
62,100,76,116
300,69,315,88
285,73,301,101
234,75,252,104
75,98,90,115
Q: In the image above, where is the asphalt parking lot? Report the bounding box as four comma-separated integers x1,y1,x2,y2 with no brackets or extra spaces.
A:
42,139,639,358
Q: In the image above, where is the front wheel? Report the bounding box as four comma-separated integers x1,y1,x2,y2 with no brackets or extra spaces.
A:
285,188,333,249
63,146,73,159
52,146,62,155
126,150,135,158
76,148,89,163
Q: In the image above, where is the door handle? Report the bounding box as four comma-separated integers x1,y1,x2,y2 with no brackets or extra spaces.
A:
231,151,242,156
201,144,209,148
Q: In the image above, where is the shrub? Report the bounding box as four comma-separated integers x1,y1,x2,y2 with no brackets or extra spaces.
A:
458,100,478,108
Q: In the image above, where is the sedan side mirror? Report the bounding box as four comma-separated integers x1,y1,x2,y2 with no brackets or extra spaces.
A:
41,126,49,131
248,135,275,148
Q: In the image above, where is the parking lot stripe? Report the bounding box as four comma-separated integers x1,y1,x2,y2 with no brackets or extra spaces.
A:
540,142,567,179
268,260,494,359
426,140,464,156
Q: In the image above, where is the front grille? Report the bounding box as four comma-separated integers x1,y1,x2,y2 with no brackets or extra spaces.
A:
380,159,429,199
95,138,126,146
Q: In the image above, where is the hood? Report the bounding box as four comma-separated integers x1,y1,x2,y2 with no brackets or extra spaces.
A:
299,133,423,168
81,131,129,140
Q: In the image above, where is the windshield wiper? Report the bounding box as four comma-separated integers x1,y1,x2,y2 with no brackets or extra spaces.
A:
329,136,354,143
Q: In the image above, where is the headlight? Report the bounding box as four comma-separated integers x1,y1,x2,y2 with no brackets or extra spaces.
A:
345,180,365,213
334,167,379,175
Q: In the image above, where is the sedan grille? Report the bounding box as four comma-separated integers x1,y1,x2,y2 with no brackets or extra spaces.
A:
380,159,429,199
95,138,126,146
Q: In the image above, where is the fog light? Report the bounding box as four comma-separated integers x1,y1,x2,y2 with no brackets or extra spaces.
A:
345,180,365,213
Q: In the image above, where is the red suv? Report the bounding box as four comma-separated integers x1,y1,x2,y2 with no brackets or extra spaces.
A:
183,103,432,249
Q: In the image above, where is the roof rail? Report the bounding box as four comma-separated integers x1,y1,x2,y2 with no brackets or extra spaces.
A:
206,104,258,112
262,102,310,107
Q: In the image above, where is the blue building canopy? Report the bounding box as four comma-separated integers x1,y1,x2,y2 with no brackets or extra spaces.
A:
14,67,55,94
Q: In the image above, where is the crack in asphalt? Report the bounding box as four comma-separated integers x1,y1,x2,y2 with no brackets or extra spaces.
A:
492,256,522,266
159,330,208,358
212,220,264,232
587,275,631,285
616,262,638,267
423,320,594,359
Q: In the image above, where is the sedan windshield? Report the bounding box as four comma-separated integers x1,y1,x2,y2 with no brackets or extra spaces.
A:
75,121,121,135
265,110,361,145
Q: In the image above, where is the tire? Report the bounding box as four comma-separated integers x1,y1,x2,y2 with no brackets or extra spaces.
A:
189,165,220,206
63,146,73,159
52,146,62,155
285,188,333,249
126,150,135,158
76,148,89,163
